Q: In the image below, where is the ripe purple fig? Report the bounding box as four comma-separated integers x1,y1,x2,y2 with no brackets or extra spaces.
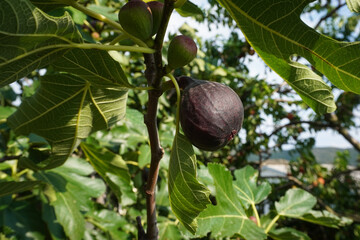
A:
147,1,163,36
118,0,153,41
179,76,244,151
167,35,197,70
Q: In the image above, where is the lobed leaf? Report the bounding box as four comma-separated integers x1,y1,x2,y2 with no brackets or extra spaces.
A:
0,0,82,87
233,165,271,208
275,188,316,218
216,0,360,113
7,74,128,169
168,133,211,233
195,164,267,240
52,48,132,88
81,142,136,206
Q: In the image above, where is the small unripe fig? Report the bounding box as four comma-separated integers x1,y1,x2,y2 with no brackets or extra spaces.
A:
179,76,244,151
147,1,163,36
118,0,153,41
167,35,197,70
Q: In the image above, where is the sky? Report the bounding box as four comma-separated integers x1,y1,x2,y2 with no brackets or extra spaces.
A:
166,0,360,149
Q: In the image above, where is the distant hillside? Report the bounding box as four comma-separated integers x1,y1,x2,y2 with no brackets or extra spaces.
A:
248,148,359,166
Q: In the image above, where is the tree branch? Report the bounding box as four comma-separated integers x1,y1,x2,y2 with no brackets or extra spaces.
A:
325,113,360,152
141,1,175,237
313,2,347,30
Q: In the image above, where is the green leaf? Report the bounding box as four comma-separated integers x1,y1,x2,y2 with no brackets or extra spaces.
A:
0,0,82,87
0,181,42,197
158,217,183,240
233,165,271,208
42,203,66,240
35,172,85,240
176,1,205,21
346,0,360,12
52,48,132,88
86,4,118,21
156,179,170,207
269,227,311,240
195,164,267,240
49,158,106,211
1,200,47,239
7,74,128,169
0,107,16,121
34,158,104,240
168,133,210,234
86,209,130,240
30,0,75,12
81,142,136,206
298,210,350,228
275,188,316,217
138,144,151,168
216,0,360,113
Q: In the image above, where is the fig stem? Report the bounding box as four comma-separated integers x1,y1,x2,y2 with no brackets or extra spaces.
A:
70,1,148,47
132,86,155,91
69,43,155,54
167,74,181,133
109,34,128,45
251,203,261,227
265,214,280,233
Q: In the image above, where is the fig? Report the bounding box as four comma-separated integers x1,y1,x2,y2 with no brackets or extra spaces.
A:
147,1,164,36
167,35,197,70
179,76,244,151
118,0,153,41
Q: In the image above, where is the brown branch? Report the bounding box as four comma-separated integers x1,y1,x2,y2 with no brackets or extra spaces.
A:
267,120,330,138
141,1,175,238
144,89,164,240
136,216,146,240
325,113,360,152
313,2,347,30
267,116,360,152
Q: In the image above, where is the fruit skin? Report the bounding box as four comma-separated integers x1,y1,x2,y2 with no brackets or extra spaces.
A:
249,216,257,225
118,0,153,41
179,76,244,151
167,35,197,70
147,1,163,36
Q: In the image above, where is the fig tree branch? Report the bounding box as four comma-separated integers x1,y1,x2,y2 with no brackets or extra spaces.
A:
313,1,347,30
267,117,360,152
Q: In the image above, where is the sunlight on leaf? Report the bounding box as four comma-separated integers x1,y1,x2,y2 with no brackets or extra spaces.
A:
168,133,210,234
195,164,267,240
7,74,128,169
275,188,316,217
216,0,360,113
233,165,271,208
52,48,132,88
0,0,82,87
346,0,360,12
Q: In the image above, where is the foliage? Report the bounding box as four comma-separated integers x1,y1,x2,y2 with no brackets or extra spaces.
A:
1,0,360,239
